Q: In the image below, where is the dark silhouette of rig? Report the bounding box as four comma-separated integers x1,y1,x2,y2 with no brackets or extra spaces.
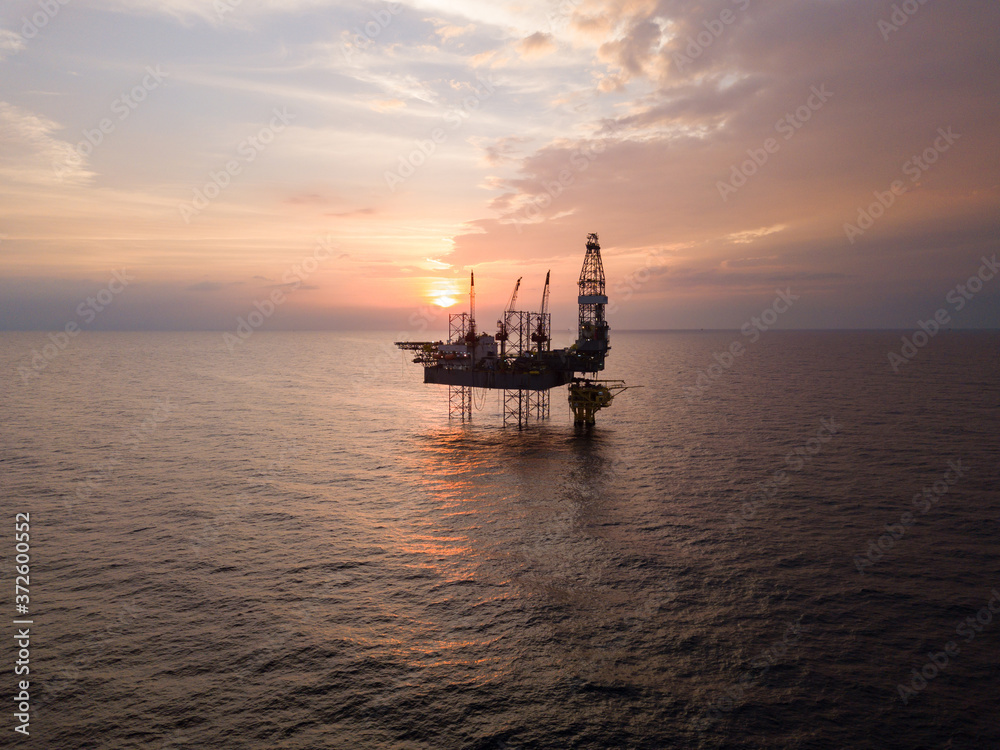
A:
396,233,629,427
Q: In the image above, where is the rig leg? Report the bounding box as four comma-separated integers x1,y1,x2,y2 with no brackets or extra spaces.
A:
530,389,550,421
503,388,526,429
449,386,472,421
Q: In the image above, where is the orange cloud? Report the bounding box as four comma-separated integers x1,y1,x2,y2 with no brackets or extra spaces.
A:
517,31,557,58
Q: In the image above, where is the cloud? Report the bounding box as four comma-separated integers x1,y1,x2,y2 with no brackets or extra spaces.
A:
474,135,532,166
443,0,1000,316
1,0,997,330
87,0,229,25
646,263,851,290
724,225,787,245
0,28,25,60
429,19,476,41
722,256,778,269
284,193,332,206
185,281,243,292
370,98,406,112
325,207,377,218
596,18,664,85
83,0,338,26
0,102,94,186
517,31,557,58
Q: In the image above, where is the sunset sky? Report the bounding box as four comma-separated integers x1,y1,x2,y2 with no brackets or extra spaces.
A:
1,0,998,331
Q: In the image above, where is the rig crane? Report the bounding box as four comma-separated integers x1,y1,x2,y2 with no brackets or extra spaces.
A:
531,271,551,352
496,276,521,360
464,271,476,344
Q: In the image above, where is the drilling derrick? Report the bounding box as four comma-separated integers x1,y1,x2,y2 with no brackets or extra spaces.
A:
574,233,609,372
567,233,624,426
395,233,629,429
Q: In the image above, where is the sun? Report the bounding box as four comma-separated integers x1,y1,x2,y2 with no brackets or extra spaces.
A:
426,277,462,308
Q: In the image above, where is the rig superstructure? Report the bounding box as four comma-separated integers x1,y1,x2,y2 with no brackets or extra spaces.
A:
396,233,628,427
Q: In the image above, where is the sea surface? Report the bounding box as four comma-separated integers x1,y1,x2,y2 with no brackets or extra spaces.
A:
2,330,999,749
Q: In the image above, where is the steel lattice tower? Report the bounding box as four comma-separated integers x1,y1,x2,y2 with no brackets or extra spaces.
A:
575,232,609,372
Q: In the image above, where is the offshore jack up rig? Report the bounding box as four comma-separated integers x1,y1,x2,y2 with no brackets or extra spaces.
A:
396,233,629,428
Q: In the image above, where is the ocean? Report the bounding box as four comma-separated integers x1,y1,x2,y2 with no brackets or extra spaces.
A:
2,330,999,749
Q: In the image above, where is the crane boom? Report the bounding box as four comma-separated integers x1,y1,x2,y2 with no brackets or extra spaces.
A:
531,270,551,351
506,277,522,312
496,276,521,351
540,270,550,317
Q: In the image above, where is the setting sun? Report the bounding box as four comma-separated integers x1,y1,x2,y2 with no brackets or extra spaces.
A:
433,295,458,308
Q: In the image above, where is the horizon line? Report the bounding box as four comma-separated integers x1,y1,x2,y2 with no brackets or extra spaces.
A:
2,327,999,333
